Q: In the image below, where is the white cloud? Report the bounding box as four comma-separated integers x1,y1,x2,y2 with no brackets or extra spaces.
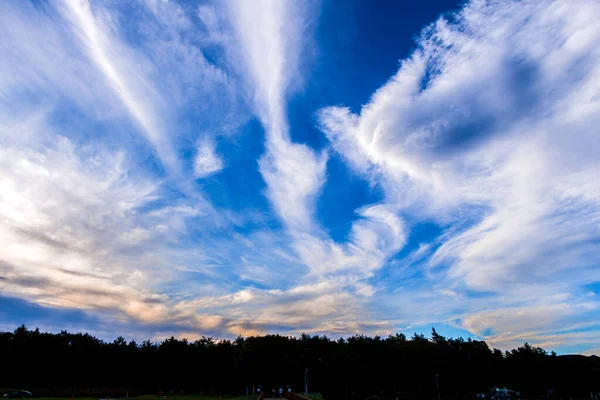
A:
194,138,224,178
0,110,326,337
2,0,599,353
226,0,306,132
0,125,170,322
0,0,308,338
0,2,122,121
198,5,228,46
226,0,407,287
462,300,600,350
59,0,180,174
318,0,600,349
226,0,328,232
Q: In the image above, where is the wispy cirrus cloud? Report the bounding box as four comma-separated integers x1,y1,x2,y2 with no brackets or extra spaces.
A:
1,0,599,353
0,0,279,337
59,0,180,173
319,0,600,349
227,0,407,288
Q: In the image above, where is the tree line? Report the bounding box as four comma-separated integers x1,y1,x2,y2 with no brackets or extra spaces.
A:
1,325,599,399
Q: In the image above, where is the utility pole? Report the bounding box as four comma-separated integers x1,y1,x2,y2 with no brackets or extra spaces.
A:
304,368,309,395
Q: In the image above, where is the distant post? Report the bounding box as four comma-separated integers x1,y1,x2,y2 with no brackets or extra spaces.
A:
304,368,309,394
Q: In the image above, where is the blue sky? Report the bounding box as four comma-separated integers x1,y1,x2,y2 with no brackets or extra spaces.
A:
1,0,600,355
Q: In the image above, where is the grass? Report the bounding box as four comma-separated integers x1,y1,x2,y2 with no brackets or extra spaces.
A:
6,395,282,400
28,398,100,400
304,394,324,400
30,396,259,400
137,396,258,400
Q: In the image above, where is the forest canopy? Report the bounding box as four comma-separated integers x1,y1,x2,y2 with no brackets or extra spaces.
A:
1,326,598,399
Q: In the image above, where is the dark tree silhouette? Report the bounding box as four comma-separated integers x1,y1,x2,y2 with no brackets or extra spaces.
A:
0,326,598,400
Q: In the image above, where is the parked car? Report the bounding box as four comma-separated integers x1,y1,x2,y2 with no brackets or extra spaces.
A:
489,387,519,400
4,391,33,399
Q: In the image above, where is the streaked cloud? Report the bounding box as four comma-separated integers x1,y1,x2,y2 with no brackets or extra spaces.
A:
1,0,599,354
318,0,600,349
59,0,179,173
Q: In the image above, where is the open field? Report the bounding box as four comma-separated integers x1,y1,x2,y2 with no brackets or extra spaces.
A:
29,396,258,400
5,395,326,400
138,396,257,400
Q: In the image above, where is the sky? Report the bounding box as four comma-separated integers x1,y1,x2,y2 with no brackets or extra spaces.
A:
1,0,599,355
